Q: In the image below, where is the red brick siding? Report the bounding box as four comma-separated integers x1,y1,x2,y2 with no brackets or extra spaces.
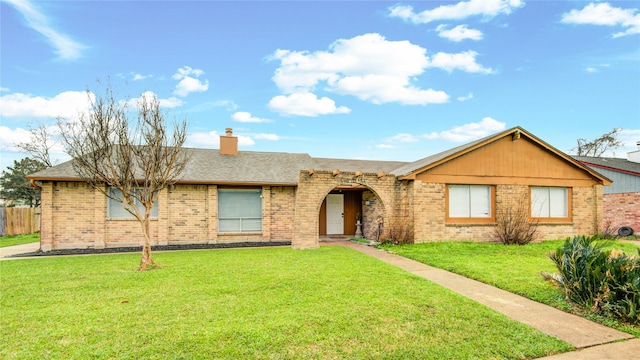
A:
603,192,640,235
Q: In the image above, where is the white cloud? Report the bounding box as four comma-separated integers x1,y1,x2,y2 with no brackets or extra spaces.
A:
5,0,86,60
172,66,209,97
121,91,183,109
187,130,255,148
133,73,151,81
436,24,484,41
375,144,395,149
584,64,611,73
269,33,467,109
457,93,474,101
423,117,506,142
429,51,494,74
268,93,351,117
157,97,183,108
237,135,255,146
332,75,449,105
187,130,220,148
0,91,93,119
562,2,640,38
0,125,66,160
231,111,273,123
0,126,31,151
619,128,640,153
173,66,204,78
254,133,280,141
189,100,238,113
174,77,209,97
387,133,420,143
388,0,524,24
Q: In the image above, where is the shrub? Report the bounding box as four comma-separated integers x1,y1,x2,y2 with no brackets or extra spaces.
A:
381,217,414,245
494,193,539,245
595,220,619,240
541,236,640,324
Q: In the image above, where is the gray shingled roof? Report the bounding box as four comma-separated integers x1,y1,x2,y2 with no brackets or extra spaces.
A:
179,149,316,184
313,158,408,174
573,156,640,175
28,148,316,185
26,159,77,181
31,127,609,185
27,148,408,185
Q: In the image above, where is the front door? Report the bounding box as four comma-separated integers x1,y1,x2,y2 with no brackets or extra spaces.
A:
326,194,344,235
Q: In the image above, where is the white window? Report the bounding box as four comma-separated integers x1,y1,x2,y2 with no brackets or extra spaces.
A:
107,187,158,219
531,187,569,218
448,185,492,218
218,189,262,232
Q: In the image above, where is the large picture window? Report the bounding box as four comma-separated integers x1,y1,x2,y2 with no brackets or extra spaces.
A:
107,187,158,219
531,187,570,220
447,185,494,223
218,189,262,232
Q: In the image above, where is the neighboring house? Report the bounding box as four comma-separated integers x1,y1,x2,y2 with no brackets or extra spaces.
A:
574,144,640,235
27,127,611,251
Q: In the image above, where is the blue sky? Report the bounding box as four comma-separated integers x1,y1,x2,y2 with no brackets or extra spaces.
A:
1,0,639,171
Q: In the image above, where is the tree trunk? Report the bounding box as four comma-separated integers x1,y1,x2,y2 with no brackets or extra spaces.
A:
138,214,154,270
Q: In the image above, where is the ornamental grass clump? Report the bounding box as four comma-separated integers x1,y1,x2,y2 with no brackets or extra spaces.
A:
541,235,640,324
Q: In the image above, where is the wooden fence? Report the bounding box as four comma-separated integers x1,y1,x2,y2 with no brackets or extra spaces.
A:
0,207,40,236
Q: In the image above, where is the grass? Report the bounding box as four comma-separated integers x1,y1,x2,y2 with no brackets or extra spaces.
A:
379,239,640,337
0,233,39,248
349,237,371,245
0,246,572,359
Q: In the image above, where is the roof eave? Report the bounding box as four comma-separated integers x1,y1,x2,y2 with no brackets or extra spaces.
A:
25,176,298,187
579,161,640,177
177,180,298,187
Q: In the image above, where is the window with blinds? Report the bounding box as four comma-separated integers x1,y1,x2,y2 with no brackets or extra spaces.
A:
218,189,262,232
107,187,158,219
531,187,569,219
448,185,492,219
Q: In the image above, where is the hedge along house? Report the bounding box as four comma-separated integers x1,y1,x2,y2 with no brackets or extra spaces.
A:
28,127,611,251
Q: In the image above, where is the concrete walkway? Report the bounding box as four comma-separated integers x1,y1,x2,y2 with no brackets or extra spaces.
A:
326,241,638,359
0,241,40,259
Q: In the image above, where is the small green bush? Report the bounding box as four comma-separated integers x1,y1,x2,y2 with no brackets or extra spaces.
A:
541,236,640,324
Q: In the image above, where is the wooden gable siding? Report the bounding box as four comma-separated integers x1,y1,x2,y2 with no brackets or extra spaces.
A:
416,136,599,186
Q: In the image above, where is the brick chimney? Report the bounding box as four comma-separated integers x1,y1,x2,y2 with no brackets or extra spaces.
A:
220,128,238,155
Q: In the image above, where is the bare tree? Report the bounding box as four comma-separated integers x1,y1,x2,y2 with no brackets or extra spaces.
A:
573,128,622,157
16,124,56,168
59,85,189,270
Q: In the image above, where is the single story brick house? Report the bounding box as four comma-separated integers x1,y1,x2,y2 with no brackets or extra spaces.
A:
574,144,640,235
28,126,611,251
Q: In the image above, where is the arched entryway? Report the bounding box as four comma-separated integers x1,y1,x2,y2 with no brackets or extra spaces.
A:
318,187,386,241
319,189,362,238
292,169,396,249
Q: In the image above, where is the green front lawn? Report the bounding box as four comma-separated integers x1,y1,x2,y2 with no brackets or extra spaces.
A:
1,247,571,359
0,233,39,248
380,240,640,337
